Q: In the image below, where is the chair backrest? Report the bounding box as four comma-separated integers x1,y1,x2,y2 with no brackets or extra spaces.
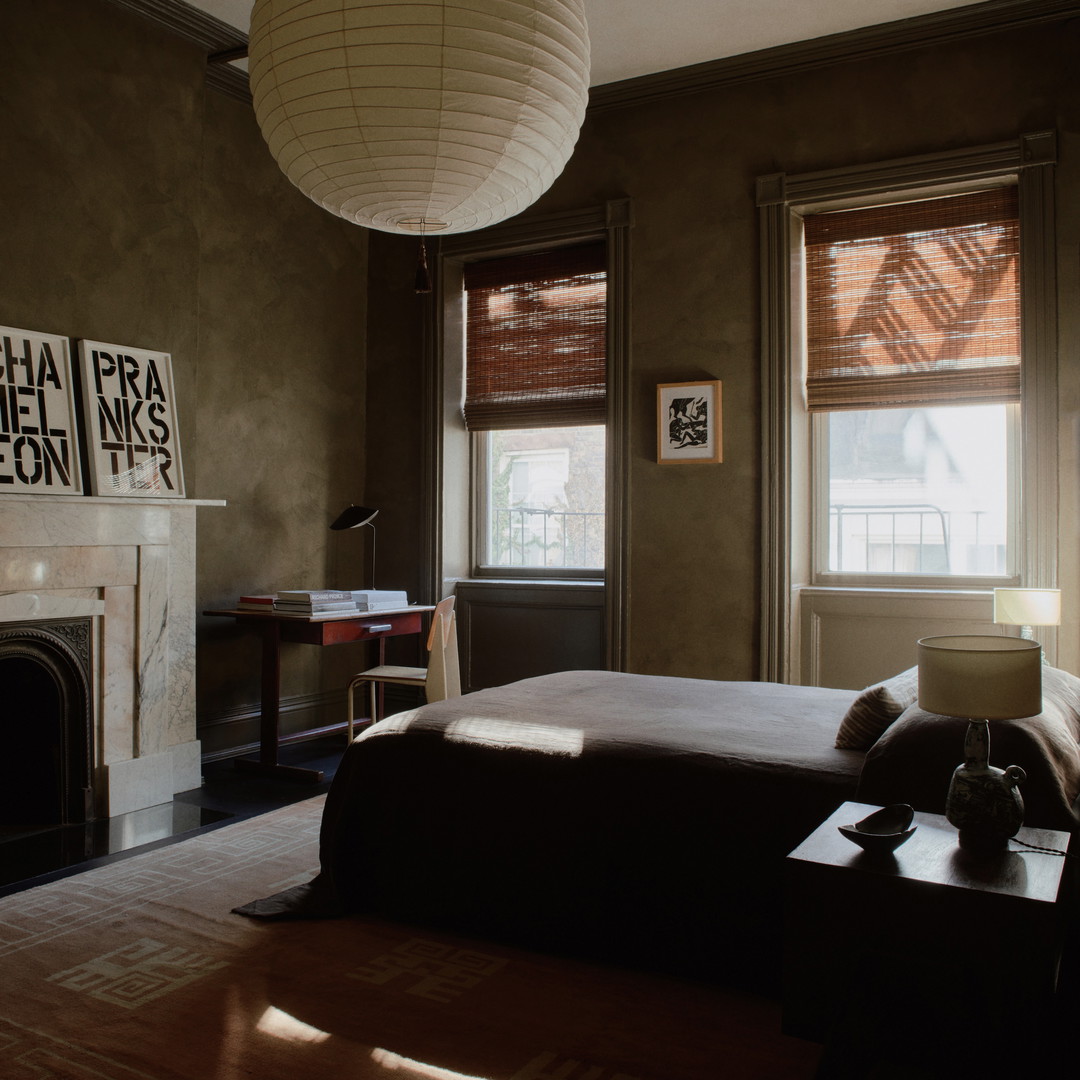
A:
424,595,461,703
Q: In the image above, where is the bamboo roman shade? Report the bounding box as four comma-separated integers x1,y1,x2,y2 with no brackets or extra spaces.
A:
463,244,607,430
804,187,1020,411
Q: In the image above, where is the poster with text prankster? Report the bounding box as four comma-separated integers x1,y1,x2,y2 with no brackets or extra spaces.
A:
76,339,185,498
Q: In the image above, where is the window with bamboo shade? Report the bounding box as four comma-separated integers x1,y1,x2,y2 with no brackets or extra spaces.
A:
463,242,608,573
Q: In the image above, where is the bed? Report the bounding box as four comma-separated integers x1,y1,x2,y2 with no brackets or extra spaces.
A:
238,667,1080,984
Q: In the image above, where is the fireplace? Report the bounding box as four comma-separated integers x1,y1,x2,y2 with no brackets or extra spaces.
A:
0,492,224,818
1,618,94,827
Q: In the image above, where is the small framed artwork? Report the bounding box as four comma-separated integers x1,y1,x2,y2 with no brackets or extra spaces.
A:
0,325,84,494
76,339,185,497
657,380,722,464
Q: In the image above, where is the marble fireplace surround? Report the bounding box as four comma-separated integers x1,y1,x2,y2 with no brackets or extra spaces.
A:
1,493,224,817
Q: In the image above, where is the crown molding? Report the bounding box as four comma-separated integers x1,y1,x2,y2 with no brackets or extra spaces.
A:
105,0,1080,112
103,0,251,102
588,0,1080,113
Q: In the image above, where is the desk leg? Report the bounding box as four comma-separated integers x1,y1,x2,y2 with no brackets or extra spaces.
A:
234,620,324,783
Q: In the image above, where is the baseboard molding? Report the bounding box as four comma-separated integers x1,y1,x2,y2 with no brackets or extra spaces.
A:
198,686,422,762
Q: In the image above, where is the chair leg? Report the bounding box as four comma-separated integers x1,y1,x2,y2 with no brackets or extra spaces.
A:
346,680,355,743
369,680,378,726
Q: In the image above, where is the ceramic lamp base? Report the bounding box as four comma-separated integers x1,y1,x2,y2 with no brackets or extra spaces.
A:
945,719,1026,851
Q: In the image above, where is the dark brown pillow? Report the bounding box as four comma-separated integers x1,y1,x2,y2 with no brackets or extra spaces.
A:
835,666,919,750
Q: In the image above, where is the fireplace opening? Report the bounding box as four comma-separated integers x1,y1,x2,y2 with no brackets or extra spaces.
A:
0,618,94,831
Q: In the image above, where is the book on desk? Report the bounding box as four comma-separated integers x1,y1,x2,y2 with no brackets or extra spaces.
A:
236,589,411,617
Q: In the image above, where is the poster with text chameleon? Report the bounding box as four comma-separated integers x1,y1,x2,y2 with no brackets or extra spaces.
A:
0,325,84,494
76,340,185,497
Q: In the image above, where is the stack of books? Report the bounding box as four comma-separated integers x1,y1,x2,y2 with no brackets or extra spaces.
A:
237,594,275,612
350,589,409,611
234,589,411,617
272,589,359,616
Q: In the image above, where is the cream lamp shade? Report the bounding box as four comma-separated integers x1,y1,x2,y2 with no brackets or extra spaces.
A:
992,587,1062,628
248,0,591,236
917,635,1042,720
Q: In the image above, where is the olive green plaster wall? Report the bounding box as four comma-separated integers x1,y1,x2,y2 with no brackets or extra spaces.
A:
362,234,433,612
365,15,1080,681
194,88,369,754
0,0,203,431
5,1,1078,751
0,0,369,756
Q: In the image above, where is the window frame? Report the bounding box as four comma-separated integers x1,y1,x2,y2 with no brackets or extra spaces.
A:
801,185,1024,588
423,200,633,669
471,426,606,580
756,133,1058,682
461,240,610,581
809,401,1022,588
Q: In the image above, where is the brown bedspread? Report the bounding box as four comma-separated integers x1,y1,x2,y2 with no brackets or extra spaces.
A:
254,671,864,982
344,668,864,773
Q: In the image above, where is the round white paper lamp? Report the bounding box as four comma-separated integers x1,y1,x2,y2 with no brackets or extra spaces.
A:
248,0,591,236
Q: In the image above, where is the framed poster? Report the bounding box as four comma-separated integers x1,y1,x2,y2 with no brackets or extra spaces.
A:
657,380,723,464
76,340,185,497
0,325,84,494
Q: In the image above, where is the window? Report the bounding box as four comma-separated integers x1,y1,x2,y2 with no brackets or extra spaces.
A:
803,188,1020,582
757,133,1058,683
477,427,605,569
823,404,1014,576
463,245,607,575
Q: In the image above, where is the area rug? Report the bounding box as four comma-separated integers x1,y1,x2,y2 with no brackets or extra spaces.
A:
0,796,821,1079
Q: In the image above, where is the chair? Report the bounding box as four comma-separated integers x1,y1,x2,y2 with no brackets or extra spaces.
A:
345,595,460,740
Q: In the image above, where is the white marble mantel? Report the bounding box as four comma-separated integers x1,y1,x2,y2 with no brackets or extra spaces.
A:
1,492,224,816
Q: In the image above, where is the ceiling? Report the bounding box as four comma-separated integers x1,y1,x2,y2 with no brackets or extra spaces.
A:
188,0,978,86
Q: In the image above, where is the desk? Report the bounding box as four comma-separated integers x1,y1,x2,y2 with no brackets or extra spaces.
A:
205,605,434,782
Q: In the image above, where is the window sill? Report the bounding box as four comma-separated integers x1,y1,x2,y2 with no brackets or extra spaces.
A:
798,584,994,600
451,577,604,590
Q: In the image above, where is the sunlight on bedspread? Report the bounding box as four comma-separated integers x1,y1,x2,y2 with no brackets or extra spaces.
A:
444,716,585,755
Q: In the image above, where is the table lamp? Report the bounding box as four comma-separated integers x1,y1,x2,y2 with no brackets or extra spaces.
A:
917,634,1042,852
993,587,1061,644
329,505,379,587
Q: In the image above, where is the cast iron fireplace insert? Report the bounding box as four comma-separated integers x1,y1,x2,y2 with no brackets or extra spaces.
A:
0,617,94,830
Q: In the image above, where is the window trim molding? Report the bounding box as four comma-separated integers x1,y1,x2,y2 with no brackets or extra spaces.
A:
756,132,1058,683
424,199,633,671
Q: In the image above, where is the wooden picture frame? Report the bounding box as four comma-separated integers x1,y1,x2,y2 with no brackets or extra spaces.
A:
76,339,185,497
0,325,84,494
657,380,722,464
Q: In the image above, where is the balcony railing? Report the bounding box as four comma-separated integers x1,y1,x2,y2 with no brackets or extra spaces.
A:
489,506,604,568
830,503,1000,575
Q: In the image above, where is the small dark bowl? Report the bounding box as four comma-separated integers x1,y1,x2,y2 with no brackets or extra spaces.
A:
838,803,917,854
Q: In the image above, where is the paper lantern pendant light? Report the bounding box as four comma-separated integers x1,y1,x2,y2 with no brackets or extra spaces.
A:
248,0,591,236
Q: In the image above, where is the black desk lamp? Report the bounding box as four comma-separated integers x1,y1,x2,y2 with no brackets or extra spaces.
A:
330,505,379,588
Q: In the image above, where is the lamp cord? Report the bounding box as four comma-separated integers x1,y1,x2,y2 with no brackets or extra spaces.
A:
1009,836,1077,858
